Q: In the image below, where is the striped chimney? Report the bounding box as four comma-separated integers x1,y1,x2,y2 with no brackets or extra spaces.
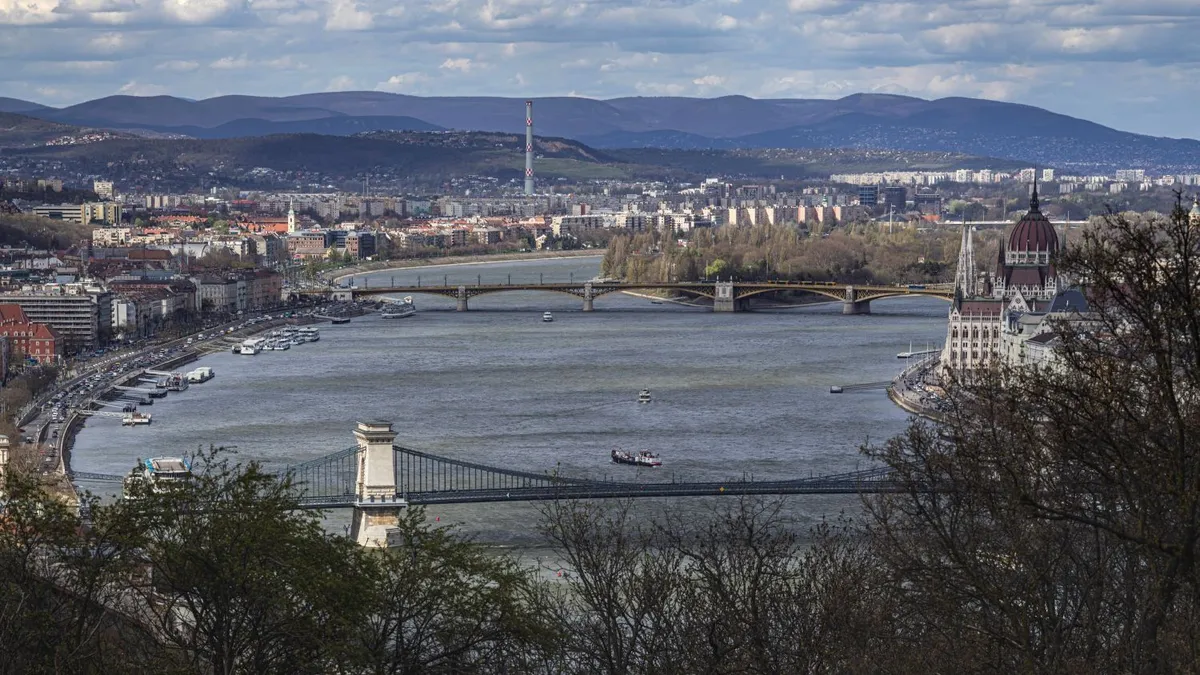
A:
524,100,534,196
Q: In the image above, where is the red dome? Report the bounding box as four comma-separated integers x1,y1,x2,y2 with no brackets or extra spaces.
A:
1007,183,1058,253
1008,209,1058,252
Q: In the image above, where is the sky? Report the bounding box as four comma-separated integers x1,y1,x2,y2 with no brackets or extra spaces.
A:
1,0,1197,138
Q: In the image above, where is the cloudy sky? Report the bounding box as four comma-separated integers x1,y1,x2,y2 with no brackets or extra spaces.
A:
1,0,1196,138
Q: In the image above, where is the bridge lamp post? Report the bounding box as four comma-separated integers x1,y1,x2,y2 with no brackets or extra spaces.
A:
478,274,481,287
540,273,543,285
444,275,448,286
508,273,511,285
570,272,574,283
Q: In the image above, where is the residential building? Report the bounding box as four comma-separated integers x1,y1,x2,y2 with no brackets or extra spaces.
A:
93,180,114,200
0,304,61,365
0,283,112,352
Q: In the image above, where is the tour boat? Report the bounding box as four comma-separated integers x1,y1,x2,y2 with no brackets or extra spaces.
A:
382,297,416,319
611,449,662,468
231,343,241,354
124,456,191,495
637,389,652,404
543,311,554,322
122,412,152,426
330,317,351,324
186,367,214,383
239,337,267,355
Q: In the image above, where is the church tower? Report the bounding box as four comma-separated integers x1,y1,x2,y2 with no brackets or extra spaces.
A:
287,200,297,233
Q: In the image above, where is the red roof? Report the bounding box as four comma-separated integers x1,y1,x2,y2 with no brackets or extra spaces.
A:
0,304,28,325
1007,185,1058,253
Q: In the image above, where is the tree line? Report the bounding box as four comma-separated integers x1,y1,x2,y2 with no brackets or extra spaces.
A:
601,223,1003,286
3,203,1199,672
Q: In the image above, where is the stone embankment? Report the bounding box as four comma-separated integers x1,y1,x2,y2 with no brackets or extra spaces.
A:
887,355,945,422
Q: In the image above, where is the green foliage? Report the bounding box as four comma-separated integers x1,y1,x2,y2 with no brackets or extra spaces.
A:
0,213,95,249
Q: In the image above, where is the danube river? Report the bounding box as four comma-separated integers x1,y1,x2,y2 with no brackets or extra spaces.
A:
72,256,948,544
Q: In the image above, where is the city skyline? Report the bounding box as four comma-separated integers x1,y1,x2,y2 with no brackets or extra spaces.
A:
2,0,1199,139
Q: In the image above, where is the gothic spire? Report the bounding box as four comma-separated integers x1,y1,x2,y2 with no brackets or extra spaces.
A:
1030,173,1040,213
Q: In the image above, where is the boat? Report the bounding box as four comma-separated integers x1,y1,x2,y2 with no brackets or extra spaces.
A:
330,316,351,324
637,389,652,404
165,374,189,392
122,412,152,426
382,297,416,319
611,449,662,468
124,456,191,495
299,327,320,342
829,386,844,394
650,300,663,305
239,337,267,355
542,311,554,322
186,367,214,384
231,343,241,354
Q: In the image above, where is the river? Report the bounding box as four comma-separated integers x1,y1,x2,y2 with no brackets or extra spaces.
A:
71,256,948,545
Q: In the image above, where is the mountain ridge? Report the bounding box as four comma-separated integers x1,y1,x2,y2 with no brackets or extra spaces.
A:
3,92,1198,169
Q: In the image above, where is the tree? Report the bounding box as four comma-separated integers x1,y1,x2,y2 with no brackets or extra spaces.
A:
344,508,559,674
861,196,1200,672
105,451,366,674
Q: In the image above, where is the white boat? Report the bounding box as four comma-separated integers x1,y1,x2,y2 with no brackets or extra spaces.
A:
230,343,240,354
122,412,152,426
637,389,652,404
186,367,214,383
239,337,267,355
124,456,190,495
542,311,554,322
381,297,416,319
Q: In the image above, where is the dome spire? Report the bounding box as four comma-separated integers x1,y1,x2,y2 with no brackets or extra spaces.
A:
1030,173,1040,213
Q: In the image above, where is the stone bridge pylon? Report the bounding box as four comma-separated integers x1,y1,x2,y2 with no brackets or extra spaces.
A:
350,420,404,548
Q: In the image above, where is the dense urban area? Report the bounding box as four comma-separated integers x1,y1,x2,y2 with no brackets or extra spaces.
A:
1,93,1200,671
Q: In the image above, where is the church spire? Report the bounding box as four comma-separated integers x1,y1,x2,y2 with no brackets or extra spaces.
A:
1029,173,1040,213
954,215,976,298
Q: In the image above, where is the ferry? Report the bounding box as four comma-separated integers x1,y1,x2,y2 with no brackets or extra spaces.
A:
330,317,351,324
637,389,652,404
239,337,267,355
186,367,214,383
299,327,320,342
381,297,416,319
122,412,152,426
231,343,241,354
612,449,662,468
542,311,554,322
124,456,191,495
165,373,189,392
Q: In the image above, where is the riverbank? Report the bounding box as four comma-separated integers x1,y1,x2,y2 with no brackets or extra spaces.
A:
333,250,603,283
58,313,326,481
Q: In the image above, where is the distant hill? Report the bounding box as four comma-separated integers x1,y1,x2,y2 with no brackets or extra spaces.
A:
0,97,50,115
13,91,1200,169
6,128,1023,188
0,111,135,148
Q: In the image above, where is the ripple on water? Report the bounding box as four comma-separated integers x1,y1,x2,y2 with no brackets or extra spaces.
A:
72,257,948,544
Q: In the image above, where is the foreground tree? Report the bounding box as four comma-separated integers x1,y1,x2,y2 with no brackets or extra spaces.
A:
863,196,1200,673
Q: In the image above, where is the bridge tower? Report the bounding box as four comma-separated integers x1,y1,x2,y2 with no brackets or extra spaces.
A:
583,282,594,312
456,285,469,312
350,420,405,548
842,285,871,315
713,281,740,312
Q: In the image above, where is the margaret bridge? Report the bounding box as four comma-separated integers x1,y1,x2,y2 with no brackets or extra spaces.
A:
300,278,954,314
72,421,903,547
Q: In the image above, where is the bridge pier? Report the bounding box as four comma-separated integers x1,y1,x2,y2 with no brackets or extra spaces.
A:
842,285,870,315
713,281,745,312
583,282,594,312
350,420,405,548
456,285,469,312
332,289,353,302
842,300,871,315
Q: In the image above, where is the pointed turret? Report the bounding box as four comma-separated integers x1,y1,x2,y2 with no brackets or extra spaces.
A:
1029,174,1040,213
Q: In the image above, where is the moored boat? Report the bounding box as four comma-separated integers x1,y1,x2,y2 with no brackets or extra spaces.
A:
542,311,554,322
637,389,652,404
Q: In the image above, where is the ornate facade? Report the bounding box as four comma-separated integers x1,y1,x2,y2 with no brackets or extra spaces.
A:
941,181,1065,372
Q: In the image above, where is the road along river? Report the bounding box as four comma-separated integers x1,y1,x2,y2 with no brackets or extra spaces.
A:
71,256,949,545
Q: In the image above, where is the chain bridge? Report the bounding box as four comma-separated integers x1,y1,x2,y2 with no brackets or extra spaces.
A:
72,420,902,547
300,278,954,314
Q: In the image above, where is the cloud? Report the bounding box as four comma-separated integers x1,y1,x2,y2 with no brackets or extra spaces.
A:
155,60,200,71
325,0,371,30
439,57,475,72
210,55,251,69
117,80,168,95
3,0,1200,138
375,72,428,92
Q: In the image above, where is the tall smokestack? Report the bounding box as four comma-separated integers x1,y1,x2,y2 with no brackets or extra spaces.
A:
524,100,534,196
